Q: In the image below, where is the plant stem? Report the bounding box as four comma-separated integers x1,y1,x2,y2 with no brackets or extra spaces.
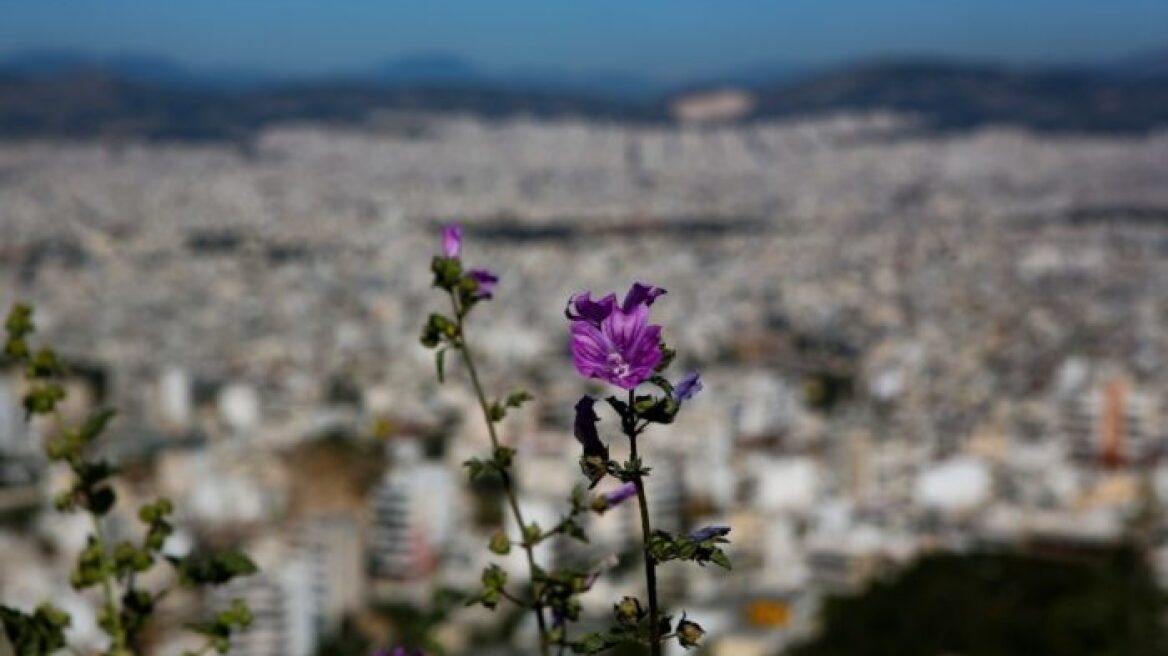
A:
91,514,128,654
626,389,662,656
55,406,127,654
452,296,551,656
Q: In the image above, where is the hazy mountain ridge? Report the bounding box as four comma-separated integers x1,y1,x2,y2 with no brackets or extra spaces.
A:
749,58,1168,132
0,49,1165,140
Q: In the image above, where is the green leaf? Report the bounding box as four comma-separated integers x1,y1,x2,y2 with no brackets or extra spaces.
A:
492,446,515,468
463,458,489,481
171,550,258,587
604,396,630,422
505,390,533,408
78,408,117,443
710,549,732,570
654,344,677,373
0,603,70,656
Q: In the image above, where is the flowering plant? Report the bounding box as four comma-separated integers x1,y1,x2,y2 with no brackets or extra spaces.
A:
0,304,257,656
421,227,729,655
421,226,597,655
566,284,728,655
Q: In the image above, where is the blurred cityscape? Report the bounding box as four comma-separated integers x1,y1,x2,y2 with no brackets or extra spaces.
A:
1,102,1168,653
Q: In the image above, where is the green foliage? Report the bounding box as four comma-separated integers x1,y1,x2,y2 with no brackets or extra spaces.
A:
170,551,259,587
470,564,510,610
789,547,1168,656
0,603,70,656
646,530,732,570
372,588,466,655
3,303,258,655
184,599,253,655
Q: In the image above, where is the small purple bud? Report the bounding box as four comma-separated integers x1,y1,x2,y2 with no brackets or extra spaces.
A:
674,370,703,402
689,525,731,542
605,482,638,505
441,225,462,258
592,481,637,513
469,268,498,299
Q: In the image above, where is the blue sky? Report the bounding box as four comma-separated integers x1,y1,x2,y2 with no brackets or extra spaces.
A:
1,1,1166,79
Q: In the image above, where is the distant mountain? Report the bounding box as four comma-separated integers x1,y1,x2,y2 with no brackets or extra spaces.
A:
683,61,813,90
741,59,1168,132
1,49,1167,140
0,50,282,89
367,53,486,86
0,71,654,141
0,50,671,100
1108,46,1168,80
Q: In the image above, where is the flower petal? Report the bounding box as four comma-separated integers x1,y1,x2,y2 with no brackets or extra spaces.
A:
441,225,462,258
621,283,666,312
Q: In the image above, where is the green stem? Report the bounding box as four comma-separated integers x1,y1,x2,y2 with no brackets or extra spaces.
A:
626,389,662,656
53,406,127,654
451,295,551,656
91,514,128,654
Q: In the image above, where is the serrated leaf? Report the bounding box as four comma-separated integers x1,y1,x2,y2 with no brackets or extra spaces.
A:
171,550,258,587
0,604,70,656
505,390,533,408
78,408,117,443
710,549,732,570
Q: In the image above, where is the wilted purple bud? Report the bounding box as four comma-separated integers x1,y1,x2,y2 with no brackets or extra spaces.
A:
674,370,703,402
576,397,611,487
469,268,498,299
689,525,731,542
591,481,637,513
441,225,462,258
574,397,606,457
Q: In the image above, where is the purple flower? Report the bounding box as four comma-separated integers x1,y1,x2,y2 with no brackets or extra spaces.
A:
674,370,703,402
441,225,462,258
689,525,731,542
569,285,665,390
469,268,498,299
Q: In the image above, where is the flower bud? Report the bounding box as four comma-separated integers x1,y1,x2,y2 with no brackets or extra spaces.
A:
677,618,705,648
579,454,608,488
488,530,510,555
614,596,644,626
